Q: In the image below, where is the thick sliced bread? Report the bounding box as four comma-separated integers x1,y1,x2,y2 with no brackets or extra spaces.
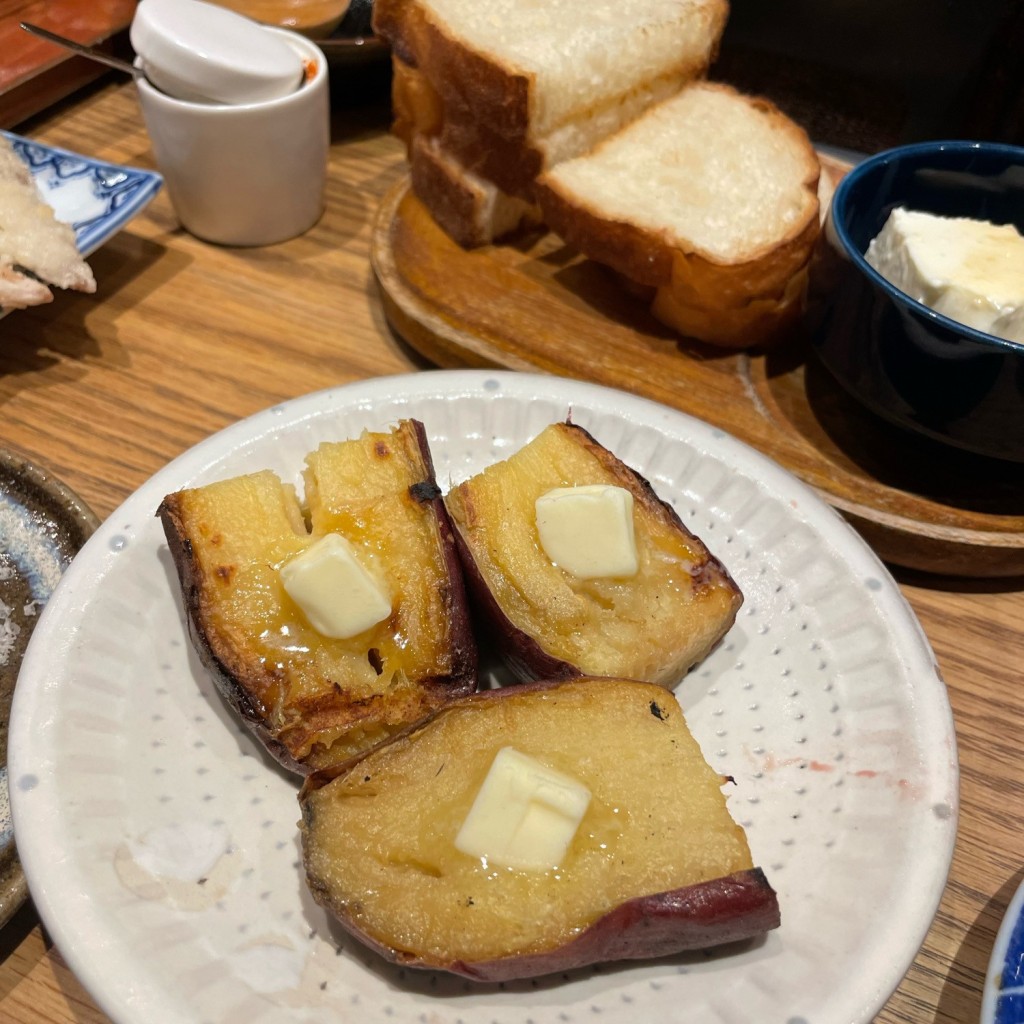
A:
381,1,729,245
410,134,542,247
438,72,691,201
391,52,444,152
393,55,542,244
391,54,539,203
374,0,726,152
535,82,821,347
392,53,695,203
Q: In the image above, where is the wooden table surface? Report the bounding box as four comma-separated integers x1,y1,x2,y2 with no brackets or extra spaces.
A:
1,75,1022,1024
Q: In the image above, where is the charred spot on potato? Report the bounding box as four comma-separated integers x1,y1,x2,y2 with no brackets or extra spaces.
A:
650,701,667,720
408,480,441,503
367,648,384,675
691,557,729,593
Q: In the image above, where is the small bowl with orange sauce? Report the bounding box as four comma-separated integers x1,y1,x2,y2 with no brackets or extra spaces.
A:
208,0,388,66
209,0,348,36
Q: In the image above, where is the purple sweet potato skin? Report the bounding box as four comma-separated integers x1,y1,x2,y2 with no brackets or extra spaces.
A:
450,523,580,683
447,420,742,685
315,868,779,982
450,867,779,981
299,681,778,984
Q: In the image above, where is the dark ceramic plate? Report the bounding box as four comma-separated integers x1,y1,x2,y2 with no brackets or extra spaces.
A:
0,450,98,927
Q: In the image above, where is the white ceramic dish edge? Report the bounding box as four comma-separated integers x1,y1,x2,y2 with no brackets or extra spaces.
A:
9,370,959,1024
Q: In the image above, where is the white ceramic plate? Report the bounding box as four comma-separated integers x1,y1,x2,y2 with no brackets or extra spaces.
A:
9,370,958,1024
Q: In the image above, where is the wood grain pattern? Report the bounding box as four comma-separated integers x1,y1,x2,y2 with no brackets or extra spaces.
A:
371,178,1024,578
0,0,137,127
0,79,1022,1024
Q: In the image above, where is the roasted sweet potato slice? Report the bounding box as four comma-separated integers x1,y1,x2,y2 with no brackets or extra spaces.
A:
444,421,742,684
299,677,778,981
158,419,476,772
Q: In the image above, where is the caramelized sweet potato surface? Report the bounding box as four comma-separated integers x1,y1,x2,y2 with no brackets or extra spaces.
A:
300,677,777,979
159,419,476,772
445,421,742,684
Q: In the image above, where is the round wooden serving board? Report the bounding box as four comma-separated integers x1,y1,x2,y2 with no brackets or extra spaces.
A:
371,176,1024,578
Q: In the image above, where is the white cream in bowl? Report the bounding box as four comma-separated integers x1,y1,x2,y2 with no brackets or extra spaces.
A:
865,207,1024,343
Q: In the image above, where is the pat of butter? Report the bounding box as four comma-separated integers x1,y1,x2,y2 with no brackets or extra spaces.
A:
535,484,638,579
279,533,391,639
865,207,1024,342
455,747,591,871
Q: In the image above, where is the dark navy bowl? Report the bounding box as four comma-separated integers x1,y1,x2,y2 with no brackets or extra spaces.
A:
812,141,1024,463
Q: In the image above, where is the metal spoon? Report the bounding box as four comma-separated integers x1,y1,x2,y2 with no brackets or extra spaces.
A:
20,22,145,82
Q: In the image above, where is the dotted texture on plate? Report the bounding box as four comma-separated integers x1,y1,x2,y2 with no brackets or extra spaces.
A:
9,372,957,1024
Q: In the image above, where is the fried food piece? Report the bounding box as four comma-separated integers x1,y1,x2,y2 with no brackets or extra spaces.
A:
0,137,95,309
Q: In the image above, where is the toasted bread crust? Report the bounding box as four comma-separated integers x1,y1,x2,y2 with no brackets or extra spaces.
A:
409,134,542,247
375,0,727,147
391,53,445,152
392,55,541,201
534,180,675,286
652,248,814,348
438,115,543,200
375,0,532,139
534,83,821,347
409,134,491,248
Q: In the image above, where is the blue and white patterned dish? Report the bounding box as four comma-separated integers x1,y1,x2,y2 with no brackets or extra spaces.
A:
1,129,162,258
983,878,1024,1024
